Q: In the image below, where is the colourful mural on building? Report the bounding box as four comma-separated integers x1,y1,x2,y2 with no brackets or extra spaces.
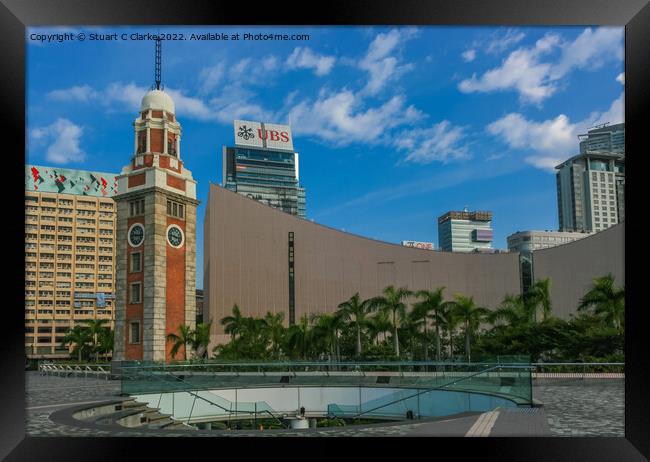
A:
25,164,119,197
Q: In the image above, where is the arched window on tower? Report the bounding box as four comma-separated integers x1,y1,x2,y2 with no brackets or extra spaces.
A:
137,131,146,154
168,136,177,157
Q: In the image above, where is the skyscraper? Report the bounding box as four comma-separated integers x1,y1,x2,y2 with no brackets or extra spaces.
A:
437,209,493,252
556,123,625,233
579,122,625,154
223,120,306,218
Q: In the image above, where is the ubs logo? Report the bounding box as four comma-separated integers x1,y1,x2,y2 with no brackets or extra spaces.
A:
237,125,255,140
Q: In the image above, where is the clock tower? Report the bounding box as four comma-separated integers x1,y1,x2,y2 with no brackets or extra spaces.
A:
113,40,198,363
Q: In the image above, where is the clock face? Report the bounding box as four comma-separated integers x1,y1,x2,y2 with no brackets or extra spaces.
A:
167,225,184,248
128,224,145,247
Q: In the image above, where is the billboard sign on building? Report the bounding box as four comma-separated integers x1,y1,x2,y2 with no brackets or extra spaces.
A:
402,240,435,250
472,229,494,242
25,164,119,197
234,120,294,151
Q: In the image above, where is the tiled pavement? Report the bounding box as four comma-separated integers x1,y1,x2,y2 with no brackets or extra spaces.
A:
533,379,624,437
25,372,623,437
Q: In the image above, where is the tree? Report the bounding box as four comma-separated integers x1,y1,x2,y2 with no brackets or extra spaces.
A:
80,319,110,362
60,325,92,362
98,327,114,360
528,278,553,322
413,288,447,361
450,294,489,362
166,324,194,361
338,293,372,357
369,286,412,357
220,304,245,341
488,294,534,327
367,310,392,346
578,274,625,330
286,314,312,359
192,322,212,359
263,312,285,359
311,312,345,361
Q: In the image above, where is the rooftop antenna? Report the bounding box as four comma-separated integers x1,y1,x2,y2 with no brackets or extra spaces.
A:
153,36,163,90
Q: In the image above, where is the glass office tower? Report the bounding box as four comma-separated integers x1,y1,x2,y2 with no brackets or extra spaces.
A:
222,145,306,218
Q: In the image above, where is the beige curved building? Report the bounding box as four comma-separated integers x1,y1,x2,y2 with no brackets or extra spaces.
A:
532,222,624,320
203,184,624,345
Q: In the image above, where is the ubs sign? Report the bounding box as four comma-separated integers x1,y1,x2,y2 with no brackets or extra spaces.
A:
234,120,294,151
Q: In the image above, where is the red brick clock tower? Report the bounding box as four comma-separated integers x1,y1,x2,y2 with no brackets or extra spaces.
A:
113,41,198,363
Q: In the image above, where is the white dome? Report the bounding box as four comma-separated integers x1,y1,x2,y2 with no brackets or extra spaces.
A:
140,89,175,114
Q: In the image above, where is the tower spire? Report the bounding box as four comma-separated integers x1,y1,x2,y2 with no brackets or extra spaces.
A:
154,37,162,90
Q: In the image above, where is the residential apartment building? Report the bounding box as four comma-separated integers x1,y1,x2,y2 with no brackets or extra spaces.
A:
25,165,118,358
556,123,625,233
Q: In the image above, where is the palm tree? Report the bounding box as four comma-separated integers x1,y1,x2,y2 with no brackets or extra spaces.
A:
80,319,109,362
370,286,412,357
528,278,553,322
488,294,534,327
286,314,311,359
578,274,625,330
192,322,212,359
451,294,490,362
311,312,345,361
413,288,447,361
98,328,114,361
166,324,194,361
220,304,245,341
263,312,285,359
367,310,392,346
338,293,372,357
400,310,422,360
60,325,91,362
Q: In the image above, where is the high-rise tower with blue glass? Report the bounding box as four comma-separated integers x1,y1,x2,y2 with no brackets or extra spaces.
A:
222,120,306,218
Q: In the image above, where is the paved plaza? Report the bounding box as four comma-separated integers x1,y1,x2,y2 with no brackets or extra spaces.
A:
25,372,623,437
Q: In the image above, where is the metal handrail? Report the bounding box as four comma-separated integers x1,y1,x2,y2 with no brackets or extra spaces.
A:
128,368,287,428
348,364,535,419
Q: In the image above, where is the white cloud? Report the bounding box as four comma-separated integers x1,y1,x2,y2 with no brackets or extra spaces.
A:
459,34,560,104
286,47,335,76
287,89,422,146
166,88,214,121
550,27,623,80
104,82,148,110
487,93,624,171
198,62,226,94
47,85,98,102
616,72,625,84
459,27,623,104
485,29,526,55
396,121,469,164
461,49,476,62
31,118,85,164
359,28,418,95
208,84,273,123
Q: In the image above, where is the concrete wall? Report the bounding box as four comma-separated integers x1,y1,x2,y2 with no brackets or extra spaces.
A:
204,185,522,344
532,222,624,319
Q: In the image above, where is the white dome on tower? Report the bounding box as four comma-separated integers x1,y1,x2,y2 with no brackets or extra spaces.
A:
140,89,175,114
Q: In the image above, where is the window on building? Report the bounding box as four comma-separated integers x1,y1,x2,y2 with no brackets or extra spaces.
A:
168,137,177,156
129,282,142,304
129,199,145,217
166,200,184,219
129,321,141,344
130,252,142,273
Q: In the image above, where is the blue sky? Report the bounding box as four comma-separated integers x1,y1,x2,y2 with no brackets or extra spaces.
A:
26,26,624,288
